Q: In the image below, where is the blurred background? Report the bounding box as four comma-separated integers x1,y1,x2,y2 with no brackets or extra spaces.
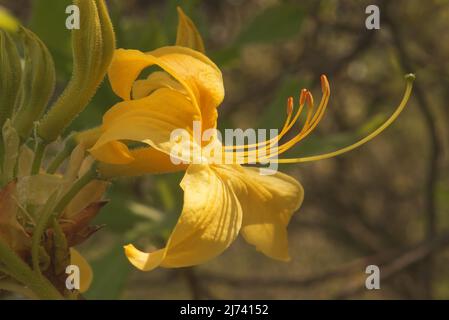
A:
1,0,449,299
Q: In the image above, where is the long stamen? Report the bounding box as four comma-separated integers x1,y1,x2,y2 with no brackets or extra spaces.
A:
255,75,330,161
274,80,330,156
224,89,308,154
223,96,294,151
270,74,415,164
232,75,330,164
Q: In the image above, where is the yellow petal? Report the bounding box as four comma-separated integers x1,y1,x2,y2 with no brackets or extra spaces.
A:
75,127,102,149
125,164,242,271
132,71,185,99
90,141,135,165
149,46,224,131
108,49,154,101
176,7,206,53
98,147,188,178
70,248,93,293
108,47,223,131
90,88,200,164
236,167,304,261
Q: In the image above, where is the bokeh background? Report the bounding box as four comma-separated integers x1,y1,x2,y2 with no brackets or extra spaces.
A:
1,0,449,299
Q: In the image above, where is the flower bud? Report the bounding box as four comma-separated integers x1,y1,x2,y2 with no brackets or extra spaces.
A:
176,7,205,53
37,0,115,143
0,30,21,131
13,27,56,140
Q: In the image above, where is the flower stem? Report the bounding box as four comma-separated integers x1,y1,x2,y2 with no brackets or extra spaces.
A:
31,165,98,275
31,139,47,175
31,192,59,273
0,237,62,299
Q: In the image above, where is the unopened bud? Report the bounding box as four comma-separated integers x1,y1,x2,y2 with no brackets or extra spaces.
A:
13,27,55,140
0,30,21,130
38,0,115,143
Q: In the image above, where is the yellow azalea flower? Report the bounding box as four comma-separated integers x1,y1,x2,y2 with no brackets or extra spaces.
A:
87,8,414,271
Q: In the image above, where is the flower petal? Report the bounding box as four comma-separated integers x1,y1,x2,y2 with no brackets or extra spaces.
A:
89,141,135,165
237,167,304,261
108,46,224,130
98,147,188,178
132,71,185,100
125,164,242,271
70,248,93,293
149,46,224,131
90,88,200,163
176,7,205,53
108,49,154,101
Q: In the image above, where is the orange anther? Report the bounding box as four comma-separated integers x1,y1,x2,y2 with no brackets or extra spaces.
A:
306,91,314,107
299,89,308,106
287,97,294,115
320,75,330,93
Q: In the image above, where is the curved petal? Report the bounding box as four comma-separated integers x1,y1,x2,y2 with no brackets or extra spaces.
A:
108,49,154,101
98,147,188,178
239,167,303,261
125,164,242,271
108,46,224,131
90,141,135,165
132,71,185,99
89,88,200,163
149,46,224,131
70,248,93,293
215,165,303,261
